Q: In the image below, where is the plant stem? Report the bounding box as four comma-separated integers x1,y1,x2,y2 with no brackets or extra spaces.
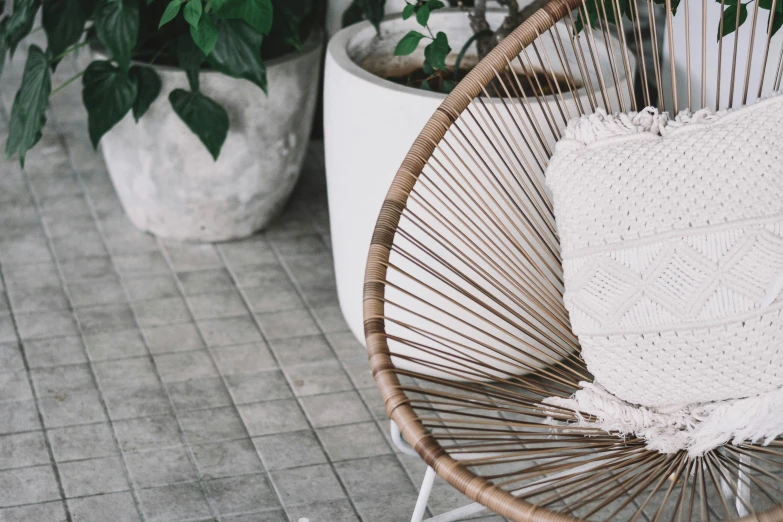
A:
50,70,86,98
50,39,92,64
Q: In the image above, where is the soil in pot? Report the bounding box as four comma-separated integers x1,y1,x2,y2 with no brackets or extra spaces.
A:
386,66,581,94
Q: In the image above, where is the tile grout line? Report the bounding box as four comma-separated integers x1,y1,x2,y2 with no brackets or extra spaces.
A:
264,240,431,518
215,244,367,522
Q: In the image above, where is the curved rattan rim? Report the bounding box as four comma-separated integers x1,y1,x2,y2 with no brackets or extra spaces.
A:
362,0,783,520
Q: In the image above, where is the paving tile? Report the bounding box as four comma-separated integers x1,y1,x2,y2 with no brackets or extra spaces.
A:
317,422,391,462
94,357,159,389
167,378,232,412
197,316,263,347
270,464,345,507
101,385,171,420
212,343,276,376
0,371,33,402
38,390,107,428
15,311,79,340
164,243,223,271
242,283,303,314
269,335,334,366
0,465,61,507
0,431,49,470
341,356,375,389
67,279,127,307
132,298,191,327
143,323,204,354
222,511,287,522
125,447,197,488
76,304,136,335
7,286,70,313
4,263,61,291
59,456,129,497
334,455,411,498
38,194,89,219
177,269,234,296
255,309,320,340
59,257,116,282
351,488,421,522
23,336,86,368
123,275,180,302
154,351,218,383
113,252,170,277
358,387,387,420
0,315,17,344
48,423,118,462
0,343,24,371
0,399,40,434
272,235,327,257
299,391,371,428
227,264,287,289
285,361,353,397
187,291,247,320
114,415,182,452
225,371,292,404
309,304,351,334
192,439,264,480
51,232,109,261
179,407,247,444
285,499,359,522
252,430,327,471
0,501,67,522
219,238,276,267
138,482,212,522
30,364,95,397
68,491,141,522
205,473,279,515
0,234,54,265
83,329,147,361
238,400,309,437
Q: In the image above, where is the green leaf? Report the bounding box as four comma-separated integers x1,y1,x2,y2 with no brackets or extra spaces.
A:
190,13,219,55
424,31,450,70
42,0,88,62
759,0,783,13
718,3,747,39
441,79,456,93
428,0,445,9
342,0,364,26
772,10,783,34
5,45,50,167
177,32,204,91
82,60,138,147
216,0,273,35
420,79,431,91
4,0,40,55
158,0,184,27
357,0,385,34
0,18,9,79
94,0,139,70
206,19,266,92
402,3,414,19
183,0,202,26
169,88,228,160
129,65,161,121
422,57,433,74
415,3,429,25
394,30,425,56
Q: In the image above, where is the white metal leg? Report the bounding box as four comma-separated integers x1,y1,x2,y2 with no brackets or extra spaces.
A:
411,466,437,522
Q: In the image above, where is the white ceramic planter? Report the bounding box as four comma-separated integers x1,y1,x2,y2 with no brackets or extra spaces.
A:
662,1,783,110
327,0,408,37
325,9,633,374
100,34,323,243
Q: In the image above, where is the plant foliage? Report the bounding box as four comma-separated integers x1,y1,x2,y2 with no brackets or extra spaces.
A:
1,0,320,164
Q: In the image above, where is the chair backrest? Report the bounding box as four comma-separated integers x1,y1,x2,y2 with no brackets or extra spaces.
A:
363,0,783,519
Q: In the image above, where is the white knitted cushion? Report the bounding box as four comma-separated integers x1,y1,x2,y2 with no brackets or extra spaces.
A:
543,93,783,456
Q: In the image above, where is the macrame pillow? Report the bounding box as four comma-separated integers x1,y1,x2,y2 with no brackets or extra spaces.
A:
543,93,783,457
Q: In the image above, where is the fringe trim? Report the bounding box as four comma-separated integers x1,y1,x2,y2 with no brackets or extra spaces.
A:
543,383,783,458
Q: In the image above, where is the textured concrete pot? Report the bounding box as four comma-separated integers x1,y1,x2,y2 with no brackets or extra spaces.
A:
100,33,323,243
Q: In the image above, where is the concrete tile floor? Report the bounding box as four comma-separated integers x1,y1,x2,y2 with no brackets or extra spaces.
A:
0,44,507,522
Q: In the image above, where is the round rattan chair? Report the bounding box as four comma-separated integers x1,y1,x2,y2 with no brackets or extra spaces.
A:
363,0,783,520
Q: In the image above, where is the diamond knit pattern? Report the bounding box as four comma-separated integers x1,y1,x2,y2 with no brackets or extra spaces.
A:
547,94,783,408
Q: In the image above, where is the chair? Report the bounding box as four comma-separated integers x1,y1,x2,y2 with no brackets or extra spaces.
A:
363,0,783,520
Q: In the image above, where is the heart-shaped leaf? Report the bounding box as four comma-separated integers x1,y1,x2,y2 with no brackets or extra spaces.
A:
94,0,140,70
6,44,50,167
415,3,429,26
718,3,747,39
216,0,273,35
394,30,425,56
206,19,266,93
169,88,228,160
424,31,450,70
82,60,138,147
158,0,184,28
183,0,202,27
177,32,204,91
42,0,89,62
357,0,384,34
342,0,364,26
129,65,161,121
4,0,40,55
190,13,219,56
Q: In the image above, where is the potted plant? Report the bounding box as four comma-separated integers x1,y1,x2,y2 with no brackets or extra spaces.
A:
323,0,635,345
1,0,324,242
